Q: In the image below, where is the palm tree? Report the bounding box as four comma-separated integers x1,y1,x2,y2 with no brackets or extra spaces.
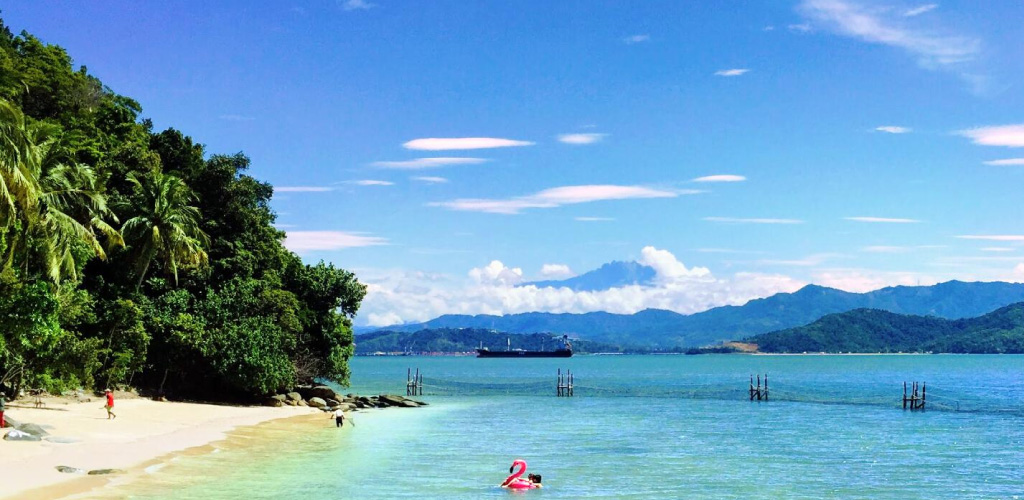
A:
121,171,208,291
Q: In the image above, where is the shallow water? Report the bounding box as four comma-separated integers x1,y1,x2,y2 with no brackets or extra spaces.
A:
91,355,1024,499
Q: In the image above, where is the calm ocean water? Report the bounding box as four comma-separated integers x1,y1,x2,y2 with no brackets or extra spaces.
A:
95,355,1024,499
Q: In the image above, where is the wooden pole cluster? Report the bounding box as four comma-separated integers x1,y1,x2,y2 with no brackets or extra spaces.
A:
903,381,925,410
557,368,574,397
406,368,423,396
749,374,768,401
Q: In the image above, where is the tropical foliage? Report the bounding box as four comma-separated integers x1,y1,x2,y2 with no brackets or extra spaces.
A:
0,18,365,400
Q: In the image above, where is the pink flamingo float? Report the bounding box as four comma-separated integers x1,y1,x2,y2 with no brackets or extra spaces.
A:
500,459,539,489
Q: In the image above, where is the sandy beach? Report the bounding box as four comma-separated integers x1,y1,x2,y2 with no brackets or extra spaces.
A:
0,394,319,499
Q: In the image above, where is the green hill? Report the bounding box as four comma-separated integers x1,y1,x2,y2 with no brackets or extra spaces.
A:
749,303,1024,354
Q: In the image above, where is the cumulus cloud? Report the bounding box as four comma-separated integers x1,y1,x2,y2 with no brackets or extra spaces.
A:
274,186,334,192
800,0,980,67
876,126,911,134
983,158,1024,166
623,34,650,44
540,264,574,279
283,231,388,252
692,174,746,183
704,217,804,224
412,176,448,184
714,69,750,77
403,138,534,150
431,184,685,214
558,133,607,145
845,216,921,223
958,125,1024,148
903,4,937,17
372,157,489,169
356,247,806,326
469,260,523,286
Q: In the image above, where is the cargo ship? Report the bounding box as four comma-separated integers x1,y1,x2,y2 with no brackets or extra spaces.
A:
476,335,573,358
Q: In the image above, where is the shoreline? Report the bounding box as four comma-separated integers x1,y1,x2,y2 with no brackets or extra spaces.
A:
0,396,321,499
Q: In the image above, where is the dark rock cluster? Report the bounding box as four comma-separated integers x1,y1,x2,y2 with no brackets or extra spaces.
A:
263,385,427,412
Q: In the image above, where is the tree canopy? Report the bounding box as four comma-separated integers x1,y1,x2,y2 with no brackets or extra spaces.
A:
0,18,365,401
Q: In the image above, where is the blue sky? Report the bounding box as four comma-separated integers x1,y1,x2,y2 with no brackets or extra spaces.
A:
6,0,1024,325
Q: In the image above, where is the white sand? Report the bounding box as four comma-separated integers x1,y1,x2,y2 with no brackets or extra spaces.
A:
0,395,317,499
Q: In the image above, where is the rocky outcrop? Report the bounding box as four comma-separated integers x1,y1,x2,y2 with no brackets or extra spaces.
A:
265,388,426,413
307,397,328,409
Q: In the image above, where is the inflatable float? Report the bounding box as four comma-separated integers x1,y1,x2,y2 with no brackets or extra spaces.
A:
501,459,540,489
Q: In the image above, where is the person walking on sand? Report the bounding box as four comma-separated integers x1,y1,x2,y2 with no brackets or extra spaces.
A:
332,408,345,427
103,389,116,419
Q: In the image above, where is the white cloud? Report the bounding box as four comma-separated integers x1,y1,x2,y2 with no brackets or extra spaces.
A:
557,133,607,145
355,247,806,326
704,217,804,224
692,174,746,183
799,0,980,67
903,4,937,17
764,26,776,31
788,23,813,33
342,0,375,11
283,231,388,252
813,268,939,293
983,158,1024,166
714,69,750,77
845,216,921,223
639,246,711,283
575,216,615,222
958,125,1024,148
758,253,845,267
1013,263,1024,282
350,180,394,186
412,176,449,184
366,311,403,327
540,264,574,279
403,138,535,150
372,157,489,169
956,235,1024,242
876,126,911,134
623,34,650,44
274,186,334,193
469,261,523,286
863,246,912,253
431,184,685,214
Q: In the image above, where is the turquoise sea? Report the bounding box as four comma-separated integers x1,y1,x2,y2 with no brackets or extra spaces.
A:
94,355,1023,499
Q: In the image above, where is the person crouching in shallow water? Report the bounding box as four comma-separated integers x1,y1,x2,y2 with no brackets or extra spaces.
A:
103,389,116,419
332,408,345,427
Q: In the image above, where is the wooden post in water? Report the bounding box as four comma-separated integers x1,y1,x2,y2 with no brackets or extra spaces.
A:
557,368,574,397
764,373,769,401
749,375,754,401
903,381,926,411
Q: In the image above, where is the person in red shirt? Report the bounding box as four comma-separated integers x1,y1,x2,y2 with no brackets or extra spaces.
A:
104,389,116,419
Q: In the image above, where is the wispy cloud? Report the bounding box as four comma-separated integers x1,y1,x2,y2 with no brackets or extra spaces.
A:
623,34,650,44
958,125,1024,148
876,126,911,134
342,0,375,11
557,133,607,145
714,69,750,77
284,231,388,252
540,264,574,279
983,158,1024,166
431,185,685,215
862,245,942,253
704,217,804,224
758,253,842,267
372,157,489,169
412,176,448,184
575,216,615,222
903,4,937,17
403,138,534,151
957,235,1024,242
981,247,1014,252
789,23,813,33
696,248,765,255
692,174,746,183
799,0,980,76
845,216,921,223
349,180,394,186
274,186,334,193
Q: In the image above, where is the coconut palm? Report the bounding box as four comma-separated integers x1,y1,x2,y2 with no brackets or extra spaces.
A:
121,171,208,291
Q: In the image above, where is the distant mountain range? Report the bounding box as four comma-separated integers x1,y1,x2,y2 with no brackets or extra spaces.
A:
367,281,1024,348
523,261,656,291
355,328,624,355
749,302,1024,354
